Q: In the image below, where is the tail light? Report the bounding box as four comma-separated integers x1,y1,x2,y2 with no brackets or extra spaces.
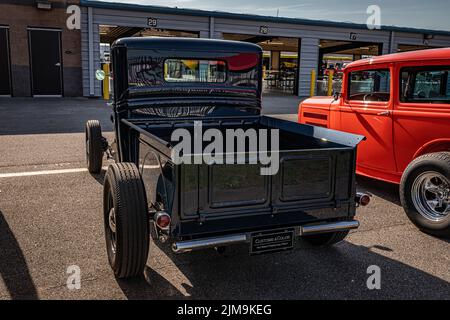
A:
355,192,371,207
154,211,171,231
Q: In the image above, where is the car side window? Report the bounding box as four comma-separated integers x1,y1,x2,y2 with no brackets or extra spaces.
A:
347,69,390,102
401,66,450,104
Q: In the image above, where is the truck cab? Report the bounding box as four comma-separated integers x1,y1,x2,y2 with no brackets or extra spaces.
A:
299,48,450,237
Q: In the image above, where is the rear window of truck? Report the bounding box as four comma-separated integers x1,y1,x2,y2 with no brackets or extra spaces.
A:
164,59,227,83
126,50,260,88
401,66,450,104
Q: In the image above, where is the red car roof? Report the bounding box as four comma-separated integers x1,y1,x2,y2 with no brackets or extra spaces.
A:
346,47,450,68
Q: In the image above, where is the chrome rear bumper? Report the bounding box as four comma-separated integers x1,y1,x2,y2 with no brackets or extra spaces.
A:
172,220,359,253
172,234,247,253
300,220,359,235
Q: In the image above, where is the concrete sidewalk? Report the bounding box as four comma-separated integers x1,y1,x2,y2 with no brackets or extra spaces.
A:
0,95,303,135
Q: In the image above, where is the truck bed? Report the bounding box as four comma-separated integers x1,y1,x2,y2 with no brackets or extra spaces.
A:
127,116,362,152
126,116,364,237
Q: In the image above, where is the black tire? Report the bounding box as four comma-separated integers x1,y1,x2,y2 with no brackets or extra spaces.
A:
103,163,149,279
400,152,450,238
85,120,103,174
302,231,349,246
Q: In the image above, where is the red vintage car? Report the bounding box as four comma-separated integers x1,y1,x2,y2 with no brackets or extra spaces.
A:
299,48,450,237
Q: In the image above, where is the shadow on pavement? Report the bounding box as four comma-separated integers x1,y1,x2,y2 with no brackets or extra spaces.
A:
117,267,185,300
0,95,303,136
0,212,39,299
356,175,401,206
108,170,449,299
0,98,112,135
116,238,450,300
90,169,106,186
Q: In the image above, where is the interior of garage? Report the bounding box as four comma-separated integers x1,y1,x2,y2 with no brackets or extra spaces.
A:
97,28,393,98
99,25,199,45
99,25,200,62
318,39,382,77
0,26,12,96
98,27,301,96
98,25,200,95
316,39,383,95
92,23,448,99
396,44,439,52
223,33,300,96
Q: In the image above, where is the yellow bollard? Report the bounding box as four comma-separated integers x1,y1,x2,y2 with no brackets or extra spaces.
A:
327,70,334,96
103,63,110,100
310,69,316,97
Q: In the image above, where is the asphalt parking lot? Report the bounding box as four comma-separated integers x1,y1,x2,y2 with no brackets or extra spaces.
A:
0,97,449,300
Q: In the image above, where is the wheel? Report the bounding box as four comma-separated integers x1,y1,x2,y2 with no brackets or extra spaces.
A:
400,152,450,238
85,120,103,173
302,231,349,246
103,163,149,278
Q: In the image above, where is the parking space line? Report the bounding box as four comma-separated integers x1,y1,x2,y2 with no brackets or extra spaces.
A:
0,168,89,178
0,165,160,178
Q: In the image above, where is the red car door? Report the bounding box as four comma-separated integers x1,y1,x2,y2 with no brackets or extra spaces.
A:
339,64,397,177
394,62,450,173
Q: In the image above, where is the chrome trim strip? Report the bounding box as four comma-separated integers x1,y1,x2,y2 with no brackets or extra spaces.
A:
32,95,63,98
26,27,62,32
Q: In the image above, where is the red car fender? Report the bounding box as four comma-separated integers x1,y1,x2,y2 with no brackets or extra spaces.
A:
412,138,450,160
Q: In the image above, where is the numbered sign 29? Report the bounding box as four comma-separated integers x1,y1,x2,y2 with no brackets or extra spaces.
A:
147,17,158,28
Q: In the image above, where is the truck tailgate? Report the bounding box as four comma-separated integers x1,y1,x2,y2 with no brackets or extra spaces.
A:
190,148,353,217
178,116,362,219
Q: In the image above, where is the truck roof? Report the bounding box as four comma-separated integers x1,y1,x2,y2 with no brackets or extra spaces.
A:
112,37,263,53
347,47,450,68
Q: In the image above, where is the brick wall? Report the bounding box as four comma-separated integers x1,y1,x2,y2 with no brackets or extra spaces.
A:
0,1,82,96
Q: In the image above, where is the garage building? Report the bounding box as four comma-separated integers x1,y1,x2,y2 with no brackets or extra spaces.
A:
2,0,450,98
1,0,82,97
81,0,450,98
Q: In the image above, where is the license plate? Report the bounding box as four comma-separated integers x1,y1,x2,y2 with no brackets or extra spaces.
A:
250,228,295,255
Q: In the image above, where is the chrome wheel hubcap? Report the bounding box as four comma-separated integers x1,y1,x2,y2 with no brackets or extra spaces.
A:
85,132,90,162
411,171,450,221
108,207,117,253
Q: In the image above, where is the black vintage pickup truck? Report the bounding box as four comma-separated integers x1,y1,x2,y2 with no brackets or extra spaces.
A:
85,37,369,279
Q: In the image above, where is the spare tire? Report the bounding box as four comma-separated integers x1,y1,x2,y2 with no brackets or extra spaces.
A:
85,120,103,174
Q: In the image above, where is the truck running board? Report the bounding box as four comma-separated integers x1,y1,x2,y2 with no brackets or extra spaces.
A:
172,220,359,253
